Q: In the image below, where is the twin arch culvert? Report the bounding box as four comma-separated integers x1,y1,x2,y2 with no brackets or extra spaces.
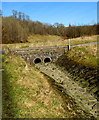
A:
34,57,51,64
11,45,68,65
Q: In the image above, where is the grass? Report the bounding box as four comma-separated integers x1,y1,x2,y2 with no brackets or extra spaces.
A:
67,44,97,69
2,35,98,118
69,35,97,45
57,44,98,98
2,35,65,49
2,34,98,49
3,55,84,118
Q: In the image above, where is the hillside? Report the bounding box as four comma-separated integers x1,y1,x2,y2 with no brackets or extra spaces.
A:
2,16,98,44
2,55,93,118
57,44,98,99
1,3,98,118
2,34,98,49
2,35,98,118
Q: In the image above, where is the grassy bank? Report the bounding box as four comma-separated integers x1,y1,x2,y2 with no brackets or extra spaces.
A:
2,55,65,118
2,55,88,118
69,35,97,46
2,35,98,118
2,34,98,49
67,44,97,69
57,44,98,99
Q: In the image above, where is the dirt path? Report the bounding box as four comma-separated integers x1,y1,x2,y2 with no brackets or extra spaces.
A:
35,63,98,118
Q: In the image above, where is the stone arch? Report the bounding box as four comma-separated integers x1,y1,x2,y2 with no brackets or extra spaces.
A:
44,57,52,63
34,58,42,64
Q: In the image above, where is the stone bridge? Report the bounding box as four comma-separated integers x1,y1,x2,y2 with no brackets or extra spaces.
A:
11,46,68,64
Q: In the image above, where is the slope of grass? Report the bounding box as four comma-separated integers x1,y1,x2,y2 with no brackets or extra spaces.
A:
2,55,86,118
2,34,98,49
2,35,65,49
67,44,97,69
69,35,97,46
27,34,63,43
2,35,98,118
57,44,98,98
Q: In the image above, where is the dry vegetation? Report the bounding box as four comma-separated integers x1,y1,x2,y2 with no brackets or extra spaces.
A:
2,35,98,118
2,16,98,44
69,35,97,45
2,34,98,49
67,44,97,68
3,55,84,118
57,44,98,99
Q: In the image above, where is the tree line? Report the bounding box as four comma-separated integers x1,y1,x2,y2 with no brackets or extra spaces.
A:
1,9,99,44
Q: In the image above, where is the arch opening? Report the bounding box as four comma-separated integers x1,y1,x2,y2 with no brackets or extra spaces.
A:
34,58,42,64
44,57,51,63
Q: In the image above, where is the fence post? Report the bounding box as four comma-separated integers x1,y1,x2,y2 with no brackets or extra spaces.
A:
68,39,70,50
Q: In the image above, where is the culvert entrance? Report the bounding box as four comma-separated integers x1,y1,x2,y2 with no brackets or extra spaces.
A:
34,58,42,64
44,57,51,63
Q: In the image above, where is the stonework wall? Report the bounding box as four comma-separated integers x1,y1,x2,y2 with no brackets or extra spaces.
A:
11,46,68,64
35,63,98,118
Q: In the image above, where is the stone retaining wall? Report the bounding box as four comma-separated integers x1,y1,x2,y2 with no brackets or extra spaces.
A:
35,63,98,119
11,46,68,64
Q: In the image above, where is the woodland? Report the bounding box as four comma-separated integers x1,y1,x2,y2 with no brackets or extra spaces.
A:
1,10,98,44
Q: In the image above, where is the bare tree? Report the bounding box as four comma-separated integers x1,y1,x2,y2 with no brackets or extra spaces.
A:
22,13,25,20
0,10,2,16
12,10,17,18
18,12,22,19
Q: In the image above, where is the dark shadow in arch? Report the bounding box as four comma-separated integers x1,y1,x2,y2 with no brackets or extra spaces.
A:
34,58,42,64
44,57,51,63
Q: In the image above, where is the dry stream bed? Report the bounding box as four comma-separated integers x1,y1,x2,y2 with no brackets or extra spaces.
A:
35,63,98,119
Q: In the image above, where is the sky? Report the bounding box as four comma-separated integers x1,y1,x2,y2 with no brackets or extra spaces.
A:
2,2,97,27
1,0,98,2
